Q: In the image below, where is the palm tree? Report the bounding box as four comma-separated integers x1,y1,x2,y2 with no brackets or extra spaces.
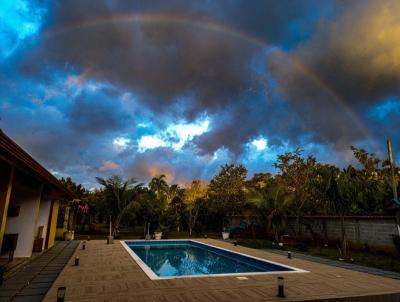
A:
149,174,169,201
246,175,290,242
165,184,180,204
96,176,139,236
267,185,290,242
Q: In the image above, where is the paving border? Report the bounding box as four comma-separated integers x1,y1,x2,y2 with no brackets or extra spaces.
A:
0,240,79,302
263,248,400,280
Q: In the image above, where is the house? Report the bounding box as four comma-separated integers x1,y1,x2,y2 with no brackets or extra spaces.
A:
0,130,74,261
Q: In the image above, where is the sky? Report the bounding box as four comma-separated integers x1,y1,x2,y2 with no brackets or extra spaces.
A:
0,0,399,189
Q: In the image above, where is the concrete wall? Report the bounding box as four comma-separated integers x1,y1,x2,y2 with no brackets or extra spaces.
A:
286,216,399,252
230,215,399,252
2,183,42,258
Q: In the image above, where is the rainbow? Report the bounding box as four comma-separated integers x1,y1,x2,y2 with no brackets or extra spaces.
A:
44,13,376,148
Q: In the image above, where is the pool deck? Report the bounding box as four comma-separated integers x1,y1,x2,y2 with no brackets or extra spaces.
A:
43,239,400,301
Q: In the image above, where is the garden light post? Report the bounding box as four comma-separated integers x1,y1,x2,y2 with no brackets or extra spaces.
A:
145,222,151,240
57,287,66,302
107,215,114,244
277,276,285,298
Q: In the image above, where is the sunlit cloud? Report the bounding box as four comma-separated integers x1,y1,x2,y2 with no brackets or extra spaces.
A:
251,137,267,151
137,116,210,152
113,137,131,152
138,135,167,152
137,123,150,128
99,160,120,172
166,118,210,150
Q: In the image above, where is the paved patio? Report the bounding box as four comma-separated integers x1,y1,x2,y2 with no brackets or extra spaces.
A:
264,248,400,280
43,239,400,301
0,241,79,302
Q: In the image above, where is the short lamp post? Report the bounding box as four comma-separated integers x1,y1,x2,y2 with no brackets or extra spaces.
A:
82,241,86,250
287,251,291,259
57,286,66,302
277,276,285,298
74,256,79,266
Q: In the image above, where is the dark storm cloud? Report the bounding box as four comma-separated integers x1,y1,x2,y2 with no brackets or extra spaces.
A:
194,89,304,155
18,0,332,154
268,0,400,148
23,1,258,116
67,92,131,134
0,79,133,182
5,0,400,188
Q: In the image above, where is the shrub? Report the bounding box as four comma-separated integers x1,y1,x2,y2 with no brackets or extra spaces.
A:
392,235,400,253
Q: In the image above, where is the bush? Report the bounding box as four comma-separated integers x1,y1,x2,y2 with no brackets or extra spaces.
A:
392,235,400,253
294,242,309,252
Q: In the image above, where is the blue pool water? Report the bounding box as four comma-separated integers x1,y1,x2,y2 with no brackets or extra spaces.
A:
126,240,294,277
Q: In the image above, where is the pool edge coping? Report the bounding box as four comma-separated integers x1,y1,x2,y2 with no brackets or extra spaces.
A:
120,239,308,280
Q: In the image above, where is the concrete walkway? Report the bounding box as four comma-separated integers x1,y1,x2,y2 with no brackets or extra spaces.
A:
0,241,79,302
264,248,400,280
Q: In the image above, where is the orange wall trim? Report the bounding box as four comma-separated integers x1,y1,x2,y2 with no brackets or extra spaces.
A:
46,200,59,249
0,166,14,249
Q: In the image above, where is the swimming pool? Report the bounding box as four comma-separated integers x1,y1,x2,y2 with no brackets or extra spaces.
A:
121,240,307,279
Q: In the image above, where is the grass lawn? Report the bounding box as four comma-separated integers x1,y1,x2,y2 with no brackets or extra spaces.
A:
237,239,400,274
75,230,221,240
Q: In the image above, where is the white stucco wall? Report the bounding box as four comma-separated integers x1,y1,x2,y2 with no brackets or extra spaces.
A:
37,199,51,250
2,184,42,258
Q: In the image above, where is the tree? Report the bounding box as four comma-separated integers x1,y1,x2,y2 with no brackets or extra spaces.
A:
95,176,139,236
149,174,169,201
274,149,317,238
166,184,185,231
59,177,88,230
184,180,208,236
350,146,381,174
208,164,247,228
334,167,359,259
350,146,391,215
60,177,87,198
170,195,186,232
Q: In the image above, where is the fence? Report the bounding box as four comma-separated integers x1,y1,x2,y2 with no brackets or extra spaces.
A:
230,215,399,252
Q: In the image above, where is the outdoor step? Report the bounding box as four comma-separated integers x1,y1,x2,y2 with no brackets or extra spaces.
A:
18,287,49,296
13,295,43,302
0,289,17,297
25,281,53,288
